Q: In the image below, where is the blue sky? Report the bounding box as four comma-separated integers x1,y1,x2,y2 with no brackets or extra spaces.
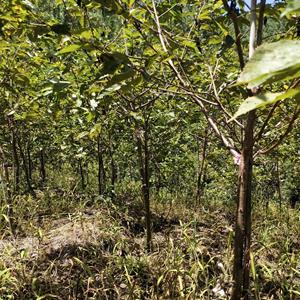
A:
244,0,277,9
245,0,276,4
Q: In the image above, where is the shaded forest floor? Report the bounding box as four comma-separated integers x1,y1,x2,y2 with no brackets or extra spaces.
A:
0,193,300,299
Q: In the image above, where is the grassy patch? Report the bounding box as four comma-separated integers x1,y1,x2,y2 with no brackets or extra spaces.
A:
0,194,299,299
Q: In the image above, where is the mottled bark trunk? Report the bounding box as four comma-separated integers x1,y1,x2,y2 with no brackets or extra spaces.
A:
231,0,263,297
231,112,256,300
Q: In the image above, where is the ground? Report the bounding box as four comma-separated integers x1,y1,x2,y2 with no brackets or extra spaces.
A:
0,196,299,299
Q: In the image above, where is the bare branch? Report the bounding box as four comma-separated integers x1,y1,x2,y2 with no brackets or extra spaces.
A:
192,96,238,154
255,105,300,156
150,0,240,157
257,0,266,46
151,0,187,85
255,101,281,142
208,64,244,129
222,0,245,70
249,0,257,59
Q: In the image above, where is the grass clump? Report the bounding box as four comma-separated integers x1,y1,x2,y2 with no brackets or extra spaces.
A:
0,194,299,299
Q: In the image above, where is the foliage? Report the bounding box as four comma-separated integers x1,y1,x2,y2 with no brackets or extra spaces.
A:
0,0,300,298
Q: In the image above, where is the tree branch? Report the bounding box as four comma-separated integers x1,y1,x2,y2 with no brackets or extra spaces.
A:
208,64,244,129
255,101,281,142
255,105,300,156
222,0,245,70
257,0,266,46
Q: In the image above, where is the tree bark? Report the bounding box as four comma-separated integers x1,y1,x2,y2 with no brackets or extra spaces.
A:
231,0,262,298
18,139,34,194
39,148,46,185
136,122,151,252
97,135,106,195
108,133,116,197
79,160,85,190
231,111,256,300
196,128,208,204
85,161,89,188
11,124,20,193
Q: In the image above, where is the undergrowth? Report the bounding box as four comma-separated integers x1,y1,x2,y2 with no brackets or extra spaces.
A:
0,192,299,299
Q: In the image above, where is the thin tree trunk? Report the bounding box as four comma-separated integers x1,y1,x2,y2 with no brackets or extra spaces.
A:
231,111,256,300
18,139,34,194
108,134,116,196
231,0,264,298
85,161,89,188
79,160,85,190
11,125,20,193
97,135,106,195
39,148,46,185
143,121,151,251
196,128,208,204
136,123,151,252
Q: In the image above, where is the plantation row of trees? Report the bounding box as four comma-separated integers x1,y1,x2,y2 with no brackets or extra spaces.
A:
0,0,299,298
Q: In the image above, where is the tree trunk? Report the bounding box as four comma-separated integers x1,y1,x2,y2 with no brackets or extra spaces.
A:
136,123,151,252
97,135,106,195
143,121,151,251
79,160,85,190
39,148,46,185
11,126,20,193
18,139,34,194
108,134,116,197
196,128,208,204
85,161,89,188
231,0,262,297
231,111,256,300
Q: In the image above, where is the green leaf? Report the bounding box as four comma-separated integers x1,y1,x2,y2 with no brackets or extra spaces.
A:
109,68,135,85
215,21,228,36
281,0,300,17
180,39,199,51
76,131,89,140
100,52,131,75
230,89,300,121
99,84,122,99
58,44,82,54
0,41,10,49
89,123,101,140
238,40,300,88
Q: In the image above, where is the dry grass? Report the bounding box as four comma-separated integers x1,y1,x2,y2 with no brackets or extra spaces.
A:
0,194,299,299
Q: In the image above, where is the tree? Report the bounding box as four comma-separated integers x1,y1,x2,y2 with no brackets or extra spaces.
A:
0,0,299,298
